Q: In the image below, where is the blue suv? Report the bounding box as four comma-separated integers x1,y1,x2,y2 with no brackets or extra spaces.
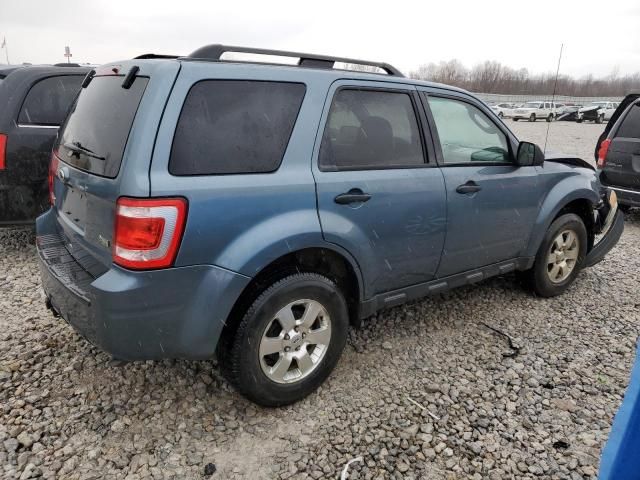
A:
37,45,623,406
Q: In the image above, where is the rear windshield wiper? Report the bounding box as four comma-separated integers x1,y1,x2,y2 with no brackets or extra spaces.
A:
63,141,106,161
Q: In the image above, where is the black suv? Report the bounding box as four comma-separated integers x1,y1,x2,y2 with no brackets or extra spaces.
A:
0,64,90,225
597,92,640,210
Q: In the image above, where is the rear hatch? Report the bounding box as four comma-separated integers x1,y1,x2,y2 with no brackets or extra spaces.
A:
50,61,180,274
598,95,640,190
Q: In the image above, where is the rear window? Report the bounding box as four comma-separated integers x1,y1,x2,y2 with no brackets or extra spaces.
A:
169,80,306,175
616,104,640,139
18,75,83,126
57,76,148,178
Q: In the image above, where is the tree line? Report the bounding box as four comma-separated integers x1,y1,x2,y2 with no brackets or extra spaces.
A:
408,60,640,97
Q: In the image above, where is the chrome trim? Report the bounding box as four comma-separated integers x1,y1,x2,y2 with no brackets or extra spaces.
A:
610,186,640,196
17,124,59,129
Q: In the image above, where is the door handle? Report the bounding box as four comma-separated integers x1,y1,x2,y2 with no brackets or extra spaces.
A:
334,188,372,205
456,181,482,194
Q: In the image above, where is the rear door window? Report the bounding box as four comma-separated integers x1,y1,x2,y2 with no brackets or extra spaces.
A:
616,104,640,139
18,75,83,126
57,76,149,178
169,80,306,175
319,89,425,170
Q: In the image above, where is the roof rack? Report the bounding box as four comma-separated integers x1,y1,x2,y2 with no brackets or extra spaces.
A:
53,63,82,67
134,54,180,60
184,44,404,77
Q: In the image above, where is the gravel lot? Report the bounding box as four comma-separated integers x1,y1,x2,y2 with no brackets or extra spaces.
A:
509,120,605,166
1,121,639,480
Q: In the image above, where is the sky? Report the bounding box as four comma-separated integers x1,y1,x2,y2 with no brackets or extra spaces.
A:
1,0,639,78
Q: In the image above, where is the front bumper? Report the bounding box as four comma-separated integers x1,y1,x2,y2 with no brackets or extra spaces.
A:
584,190,624,268
36,211,250,360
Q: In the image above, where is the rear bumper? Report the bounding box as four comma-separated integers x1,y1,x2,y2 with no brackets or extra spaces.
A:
0,179,47,224
36,210,250,361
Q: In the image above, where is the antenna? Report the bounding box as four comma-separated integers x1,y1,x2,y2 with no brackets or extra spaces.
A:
544,43,563,154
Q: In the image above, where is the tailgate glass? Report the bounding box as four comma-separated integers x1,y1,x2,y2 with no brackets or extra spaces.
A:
56,76,148,178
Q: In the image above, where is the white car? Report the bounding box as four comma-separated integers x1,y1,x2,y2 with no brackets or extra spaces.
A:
576,101,619,124
512,101,559,122
489,103,515,119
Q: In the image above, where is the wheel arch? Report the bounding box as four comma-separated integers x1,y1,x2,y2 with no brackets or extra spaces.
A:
525,185,599,258
219,246,364,351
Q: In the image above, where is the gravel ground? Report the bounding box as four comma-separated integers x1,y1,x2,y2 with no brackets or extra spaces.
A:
1,122,639,480
509,120,606,166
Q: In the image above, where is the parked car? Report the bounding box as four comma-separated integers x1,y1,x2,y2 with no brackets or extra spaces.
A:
0,64,90,225
37,45,623,406
577,101,619,124
597,92,640,210
489,102,515,118
512,101,559,122
557,103,583,121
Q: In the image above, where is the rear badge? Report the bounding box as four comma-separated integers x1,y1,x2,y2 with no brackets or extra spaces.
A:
98,234,111,249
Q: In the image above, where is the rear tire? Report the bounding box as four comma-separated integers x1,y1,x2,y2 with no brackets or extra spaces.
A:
525,213,588,297
546,114,554,122
498,112,504,118
529,113,536,122
218,273,349,407
513,118,519,122
596,114,604,124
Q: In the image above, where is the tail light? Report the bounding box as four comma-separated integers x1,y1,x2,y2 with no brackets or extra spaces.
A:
0,133,7,170
597,138,611,168
48,152,59,205
113,197,187,270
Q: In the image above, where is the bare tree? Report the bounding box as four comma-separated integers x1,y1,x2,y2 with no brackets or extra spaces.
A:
409,60,640,96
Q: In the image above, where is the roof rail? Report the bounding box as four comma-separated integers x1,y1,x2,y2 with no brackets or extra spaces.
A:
134,54,180,60
184,44,404,77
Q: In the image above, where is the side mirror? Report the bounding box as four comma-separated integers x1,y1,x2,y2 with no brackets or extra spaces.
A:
516,141,545,167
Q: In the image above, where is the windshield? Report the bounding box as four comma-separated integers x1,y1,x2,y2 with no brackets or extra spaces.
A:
56,75,148,178
523,102,542,108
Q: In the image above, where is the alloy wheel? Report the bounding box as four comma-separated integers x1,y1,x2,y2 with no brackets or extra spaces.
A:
547,229,580,283
259,299,332,384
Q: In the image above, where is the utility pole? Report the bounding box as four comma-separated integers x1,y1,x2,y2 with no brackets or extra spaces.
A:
1,37,9,65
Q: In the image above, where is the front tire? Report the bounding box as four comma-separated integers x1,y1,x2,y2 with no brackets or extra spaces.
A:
546,114,554,122
219,273,349,407
526,213,588,297
529,113,536,122
596,114,604,124
513,118,519,122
